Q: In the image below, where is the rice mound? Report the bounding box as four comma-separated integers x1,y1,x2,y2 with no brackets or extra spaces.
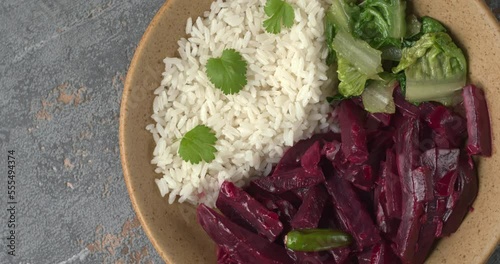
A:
148,0,335,207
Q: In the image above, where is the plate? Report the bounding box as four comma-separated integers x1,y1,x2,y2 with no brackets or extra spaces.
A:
119,0,500,263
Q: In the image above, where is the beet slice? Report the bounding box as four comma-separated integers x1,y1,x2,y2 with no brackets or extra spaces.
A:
413,198,447,264
374,165,400,237
374,184,399,237
369,112,392,127
394,88,419,118
421,148,460,197
342,163,374,191
382,150,402,219
197,205,293,264
273,132,340,174
216,181,283,241
217,246,238,264
290,185,328,229
301,141,322,174
423,105,467,148
411,167,434,203
329,247,352,264
339,100,369,164
463,85,492,156
358,242,400,264
441,152,479,236
325,173,381,249
253,167,325,193
322,140,342,162
393,118,425,263
288,250,335,264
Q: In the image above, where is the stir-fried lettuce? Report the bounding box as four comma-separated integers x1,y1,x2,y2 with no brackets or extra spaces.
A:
406,14,422,38
337,56,369,97
354,0,407,49
331,31,383,97
327,0,359,34
421,16,447,34
325,0,468,112
332,31,383,78
393,32,467,104
361,76,398,113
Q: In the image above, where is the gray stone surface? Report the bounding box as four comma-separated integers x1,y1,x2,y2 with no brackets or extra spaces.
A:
0,0,498,263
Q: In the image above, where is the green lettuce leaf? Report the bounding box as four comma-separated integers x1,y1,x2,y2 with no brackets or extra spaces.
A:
361,77,398,113
393,32,467,103
331,30,383,78
354,0,407,49
421,16,447,34
337,56,369,97
326,0,360,34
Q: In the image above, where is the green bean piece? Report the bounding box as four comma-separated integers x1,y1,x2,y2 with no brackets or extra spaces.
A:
285,229,353,252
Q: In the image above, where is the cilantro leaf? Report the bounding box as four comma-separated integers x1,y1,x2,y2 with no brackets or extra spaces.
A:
178,125,217,164
263,0,295,34
206,49,248,95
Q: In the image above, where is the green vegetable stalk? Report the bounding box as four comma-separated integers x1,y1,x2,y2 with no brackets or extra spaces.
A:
331,31,383,79
327,0,360,34
361,77,398,113
285,229,353,252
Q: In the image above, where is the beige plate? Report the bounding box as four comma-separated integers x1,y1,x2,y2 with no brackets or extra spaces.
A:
120,0,500,263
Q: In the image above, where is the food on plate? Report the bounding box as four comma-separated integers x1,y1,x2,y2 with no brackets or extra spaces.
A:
147,0,492,263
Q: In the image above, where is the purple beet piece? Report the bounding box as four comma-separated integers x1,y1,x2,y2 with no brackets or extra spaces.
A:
418,102,438,118
253,167,325,193
329,247,352,264
382,150,402,219
325,173,381,249
288,250,336,264
413,198,447,264
339,100,369,164
343,164,374,191
291,185,328,229
245,183,298,233
463,85,492,156
217,246,238,264
275,199,297,223
362,130,395,187
216,181,283,241
322,140,342,162
245,182,279,211
301,141,322,173
411,167,434,203
197,205,293,264
394,117,421,183
274,132,340,174
393,118,425,263
374,185,392,235
369,113,392,127
358,242,401,264
393,188,424,264
394,88,419,118
423,105,467,148
421,148,460,197
374,172,400,237
441,153,478,236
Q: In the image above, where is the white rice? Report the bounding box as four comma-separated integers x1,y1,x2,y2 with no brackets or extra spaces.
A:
149,0,336,207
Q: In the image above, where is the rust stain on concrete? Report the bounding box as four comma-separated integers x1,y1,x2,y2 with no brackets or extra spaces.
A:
86,217,150,263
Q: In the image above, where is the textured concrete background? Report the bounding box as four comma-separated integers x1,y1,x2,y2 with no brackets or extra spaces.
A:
0,0,498,263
